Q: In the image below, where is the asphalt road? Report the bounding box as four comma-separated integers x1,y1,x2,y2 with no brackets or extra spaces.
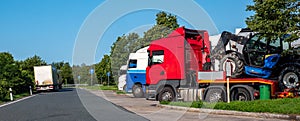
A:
0,88,147,121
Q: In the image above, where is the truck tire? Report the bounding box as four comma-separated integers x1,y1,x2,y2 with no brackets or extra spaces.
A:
204,88,225,102
123,84,126,91
220,53,244,78
158,87,175,102
279,66,300,91
133,84,144,98
231,88,252,101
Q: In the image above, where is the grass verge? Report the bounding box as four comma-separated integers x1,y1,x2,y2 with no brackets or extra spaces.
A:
0,92,30,105
99,85,118,90
80,85,125,95
161,98,300,115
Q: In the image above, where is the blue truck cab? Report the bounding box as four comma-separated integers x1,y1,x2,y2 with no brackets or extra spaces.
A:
125,46,148,98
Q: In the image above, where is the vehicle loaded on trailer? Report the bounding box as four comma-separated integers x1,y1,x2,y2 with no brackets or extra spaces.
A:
211,29,300,92
145,27,300,102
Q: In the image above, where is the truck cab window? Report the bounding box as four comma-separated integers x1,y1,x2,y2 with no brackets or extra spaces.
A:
128,59,137,68
152,50,164,64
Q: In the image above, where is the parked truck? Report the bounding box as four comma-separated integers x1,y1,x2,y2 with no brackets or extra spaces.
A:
126,46,149,97
145,27,300,102
34,65,62,91
118,65,127,91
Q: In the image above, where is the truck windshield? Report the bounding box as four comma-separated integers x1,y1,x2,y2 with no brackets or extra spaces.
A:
151,50,164,65
128,59,137,68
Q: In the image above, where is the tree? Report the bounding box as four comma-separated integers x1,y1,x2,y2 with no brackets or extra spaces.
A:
72,64,92,85
0,52,20,100
156,11,179,30
60,62,74,84
246,0,300,42
97,11,180,85
18,55,47,89
95,55,113,85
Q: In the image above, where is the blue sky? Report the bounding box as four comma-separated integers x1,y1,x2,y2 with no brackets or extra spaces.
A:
0,0,253,65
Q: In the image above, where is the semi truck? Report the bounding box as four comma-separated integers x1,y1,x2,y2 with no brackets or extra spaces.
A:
34,65,61,91
145,27,300,102
125,46,149,97
118,65,127,91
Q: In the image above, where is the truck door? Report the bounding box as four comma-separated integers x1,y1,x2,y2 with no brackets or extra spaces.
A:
147,50,166,84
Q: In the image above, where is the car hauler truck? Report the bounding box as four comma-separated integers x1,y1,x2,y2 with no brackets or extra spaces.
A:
126,46,149,97
145,27,300,102
34,65,61,91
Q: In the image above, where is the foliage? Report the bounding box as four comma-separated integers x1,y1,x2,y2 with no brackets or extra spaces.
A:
59,62,74,84
18,55,47,89
162,98,300,114
213,98,300,114
110,33,140,79
72,64,96,85
246,0,300,42
0,53,47,101
99,85,118,90
102,11,180,85
95,55,114,85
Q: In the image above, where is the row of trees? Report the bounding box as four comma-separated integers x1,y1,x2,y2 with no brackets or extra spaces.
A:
94,11,179,84
0,52,73,101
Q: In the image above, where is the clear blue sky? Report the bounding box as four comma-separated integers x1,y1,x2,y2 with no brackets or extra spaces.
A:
0,0,253,65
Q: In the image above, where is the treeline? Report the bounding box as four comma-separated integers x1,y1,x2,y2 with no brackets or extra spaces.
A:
71,11,180,85
95,11,180,84
0,52,73,101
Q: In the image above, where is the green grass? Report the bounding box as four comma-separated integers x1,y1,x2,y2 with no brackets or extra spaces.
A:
0,92,30,105
116,90,126,94
80,85,118,91
99,85,118,90
161,98,300,115
14,93,30,100
82,86,101,90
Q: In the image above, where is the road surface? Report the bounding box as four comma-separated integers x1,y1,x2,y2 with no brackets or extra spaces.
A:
0,88,147,121
0,88,288,121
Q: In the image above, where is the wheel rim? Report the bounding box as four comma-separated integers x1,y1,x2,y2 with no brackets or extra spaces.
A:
134,87,141,94
283,72,299,88
237,93,247,101
209,92,222,102
162,91,173,101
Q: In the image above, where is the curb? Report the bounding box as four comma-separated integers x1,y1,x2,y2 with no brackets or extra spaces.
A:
157,104,300,120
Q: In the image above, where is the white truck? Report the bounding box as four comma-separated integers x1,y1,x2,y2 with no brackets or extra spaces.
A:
34,65,61,91
118,65,127,91
126,46,149,97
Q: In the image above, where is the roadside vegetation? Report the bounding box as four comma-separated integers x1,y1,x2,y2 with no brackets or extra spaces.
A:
81,85,126,95
0,52,74,103
161,97,300,114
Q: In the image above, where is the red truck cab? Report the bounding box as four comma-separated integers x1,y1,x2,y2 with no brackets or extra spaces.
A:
145,27,210,101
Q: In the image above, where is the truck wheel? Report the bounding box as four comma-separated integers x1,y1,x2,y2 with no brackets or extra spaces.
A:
204,88,225,102
133,84,144,98
279,66,300,90
158,87,175,102
220,53,244,78
231,88,251,101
